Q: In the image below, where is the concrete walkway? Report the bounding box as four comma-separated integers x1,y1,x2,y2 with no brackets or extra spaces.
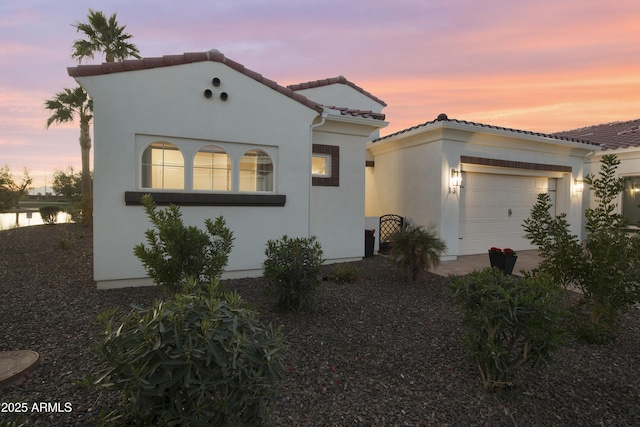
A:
431,249,542,277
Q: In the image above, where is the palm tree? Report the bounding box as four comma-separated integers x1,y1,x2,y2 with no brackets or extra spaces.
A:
71,9,141,63
388,219,447,281
44,87,93,196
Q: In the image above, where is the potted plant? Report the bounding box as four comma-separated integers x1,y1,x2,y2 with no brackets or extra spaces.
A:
488,247,505,270
488,247,517,275
502,248,517,275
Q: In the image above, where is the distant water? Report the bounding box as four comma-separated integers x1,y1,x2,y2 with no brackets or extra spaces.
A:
0,211,73,230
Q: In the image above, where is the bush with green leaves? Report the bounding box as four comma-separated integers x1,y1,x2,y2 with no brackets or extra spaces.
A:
523,193,583,290
331,263,362,283
263,235,324,312
387,219,447,281
133,194,234,293
90,279,285,427
67,193,93,227
0,165,31,212
523,154,640,343
450,268,567,391
38,205,60,224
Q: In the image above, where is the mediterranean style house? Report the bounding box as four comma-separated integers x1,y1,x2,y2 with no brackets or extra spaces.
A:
68,49,387,289
68,48,640,288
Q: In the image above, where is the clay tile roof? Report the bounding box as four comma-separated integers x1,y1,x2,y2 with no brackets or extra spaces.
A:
325,106,386,121
373,113,599,147
67,50,387,121
68,49,323,113
552,118,640,151
288,75,387,107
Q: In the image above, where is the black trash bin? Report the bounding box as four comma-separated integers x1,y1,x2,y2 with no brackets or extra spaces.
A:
364,229,375,257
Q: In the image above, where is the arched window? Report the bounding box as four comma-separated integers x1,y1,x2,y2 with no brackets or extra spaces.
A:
239,149,273,192
141,141,184,189
193,145,231,191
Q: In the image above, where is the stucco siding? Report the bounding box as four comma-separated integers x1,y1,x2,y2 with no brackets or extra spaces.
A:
78,61,322,287
310,129,367,261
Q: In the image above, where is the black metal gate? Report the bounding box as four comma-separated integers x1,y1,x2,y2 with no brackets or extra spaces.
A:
379,214,404,254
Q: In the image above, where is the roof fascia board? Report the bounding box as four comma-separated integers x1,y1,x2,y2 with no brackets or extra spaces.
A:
443,121,602,152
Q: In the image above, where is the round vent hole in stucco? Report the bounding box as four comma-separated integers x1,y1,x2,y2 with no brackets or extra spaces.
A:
220,92,228,101
212,77,221,86
204,89,213,99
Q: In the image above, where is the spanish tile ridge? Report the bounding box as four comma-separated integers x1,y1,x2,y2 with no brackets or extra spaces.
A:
552,118,640,151
323,106,386,121
372,113,599,147
67,49,323,113
287,75,387,107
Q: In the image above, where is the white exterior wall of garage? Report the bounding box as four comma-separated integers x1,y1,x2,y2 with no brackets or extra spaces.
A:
366,120,598,259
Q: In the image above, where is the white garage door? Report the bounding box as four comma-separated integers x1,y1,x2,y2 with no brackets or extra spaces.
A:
459,172,553,255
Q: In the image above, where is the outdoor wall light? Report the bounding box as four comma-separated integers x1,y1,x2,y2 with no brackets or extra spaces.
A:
574,178,584,193
450,169,461,193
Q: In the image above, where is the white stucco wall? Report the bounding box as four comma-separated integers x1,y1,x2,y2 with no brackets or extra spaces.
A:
366,122,596,258
309,119,377,262
77,61,324,288
75,59,387,288
292,83,384,114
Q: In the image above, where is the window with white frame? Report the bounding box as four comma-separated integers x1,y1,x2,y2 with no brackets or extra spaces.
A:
193,145,231,191
312,154,331,177
239,149,273,192
312,144,339,186
141,141,184,189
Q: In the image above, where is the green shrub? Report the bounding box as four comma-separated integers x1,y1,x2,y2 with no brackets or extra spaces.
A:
523,155,640,343
67,193,93,227
450,268,566,391
263,235,324,312
331,263,362,283
133,194,234,294
90,279,285,427
523,193,583,290
38,205,60,224
387,219,447,281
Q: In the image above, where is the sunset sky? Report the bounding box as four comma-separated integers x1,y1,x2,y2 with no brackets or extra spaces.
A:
2,0,639,189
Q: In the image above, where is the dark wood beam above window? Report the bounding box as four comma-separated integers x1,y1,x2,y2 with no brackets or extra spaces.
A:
125,191,286,206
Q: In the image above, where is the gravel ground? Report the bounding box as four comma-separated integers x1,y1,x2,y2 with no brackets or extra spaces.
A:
1,223,640,426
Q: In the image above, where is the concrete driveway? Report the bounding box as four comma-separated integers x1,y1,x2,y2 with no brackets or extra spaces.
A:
431,249,542,277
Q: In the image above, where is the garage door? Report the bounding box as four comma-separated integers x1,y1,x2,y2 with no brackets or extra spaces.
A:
459,172,553,255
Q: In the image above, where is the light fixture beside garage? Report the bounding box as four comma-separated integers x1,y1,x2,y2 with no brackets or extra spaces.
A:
450,169,461,193
573,178,584,193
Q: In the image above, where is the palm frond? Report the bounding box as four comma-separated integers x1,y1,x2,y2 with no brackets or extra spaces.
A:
387,219,447,281
71,8,140,63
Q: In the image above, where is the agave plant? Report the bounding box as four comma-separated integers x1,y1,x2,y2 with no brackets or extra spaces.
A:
388,219,447,281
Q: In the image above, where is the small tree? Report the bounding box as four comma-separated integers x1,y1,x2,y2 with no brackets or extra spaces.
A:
39,206,61,225
0,166,32,212
523,193,583,290
387,219,447,281
578,154,640,342
523,154,640,343
51,166,83,199
263,236,324,312
133,194,234,293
